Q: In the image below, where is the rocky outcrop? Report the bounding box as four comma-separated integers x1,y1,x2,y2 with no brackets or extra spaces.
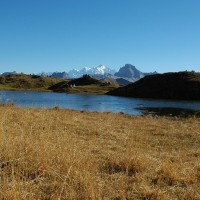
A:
107,71,200,100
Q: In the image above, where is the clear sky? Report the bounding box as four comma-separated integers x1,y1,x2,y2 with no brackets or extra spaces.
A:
0,0,200,74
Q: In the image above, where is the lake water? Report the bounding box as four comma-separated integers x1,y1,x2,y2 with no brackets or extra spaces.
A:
1,90,200,116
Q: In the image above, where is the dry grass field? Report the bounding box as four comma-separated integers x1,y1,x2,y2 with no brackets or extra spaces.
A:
0,104,200,199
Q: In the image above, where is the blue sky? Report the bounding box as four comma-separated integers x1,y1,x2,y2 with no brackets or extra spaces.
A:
0,0,200,74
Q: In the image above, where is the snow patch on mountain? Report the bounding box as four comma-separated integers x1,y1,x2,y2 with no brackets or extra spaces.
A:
68,65,116,78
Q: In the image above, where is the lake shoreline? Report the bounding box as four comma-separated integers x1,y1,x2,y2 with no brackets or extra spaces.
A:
1,89,200,117
0,85,116,94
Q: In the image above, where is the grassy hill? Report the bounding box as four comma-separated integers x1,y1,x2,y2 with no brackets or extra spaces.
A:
0,74,63,91
0,74,118,94
68,75,101,86
107,71,200,100
49,75,119,94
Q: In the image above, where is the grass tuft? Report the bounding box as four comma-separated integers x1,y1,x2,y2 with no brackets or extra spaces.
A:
102,155,146,176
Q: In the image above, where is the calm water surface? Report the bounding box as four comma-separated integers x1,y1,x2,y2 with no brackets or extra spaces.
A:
1,90,200,116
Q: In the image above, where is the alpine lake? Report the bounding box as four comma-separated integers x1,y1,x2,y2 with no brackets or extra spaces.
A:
1,90,200,117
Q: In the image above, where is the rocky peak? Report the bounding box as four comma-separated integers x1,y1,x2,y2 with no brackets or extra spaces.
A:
114,64,144,79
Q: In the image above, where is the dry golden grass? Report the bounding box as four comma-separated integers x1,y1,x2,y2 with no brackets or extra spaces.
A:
0,104,200,199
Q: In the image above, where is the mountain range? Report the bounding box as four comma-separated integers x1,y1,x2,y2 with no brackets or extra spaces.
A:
37,65,116,79
1,64,158,85
50,64,157,84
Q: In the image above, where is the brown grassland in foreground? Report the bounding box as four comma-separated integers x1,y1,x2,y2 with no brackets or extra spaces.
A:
0,104,200,199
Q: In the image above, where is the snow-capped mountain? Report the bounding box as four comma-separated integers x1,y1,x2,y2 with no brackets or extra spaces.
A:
68,65,116,78
92,65,116,75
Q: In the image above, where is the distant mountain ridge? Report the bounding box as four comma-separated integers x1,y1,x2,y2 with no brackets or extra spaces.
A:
51,72,70,79
38,72,70,79
0,71,17,76
66,64,157,84
1,64,158,86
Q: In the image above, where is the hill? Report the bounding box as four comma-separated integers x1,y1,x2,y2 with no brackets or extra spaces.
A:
67,75,101,86
48,81,69,92
107,71,200,100
0,73,118,94
0,74,63,91
49,75,118,94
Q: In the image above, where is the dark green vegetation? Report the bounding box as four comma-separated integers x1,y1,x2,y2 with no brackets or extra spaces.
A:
0,73,118,94
107,71,200,100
